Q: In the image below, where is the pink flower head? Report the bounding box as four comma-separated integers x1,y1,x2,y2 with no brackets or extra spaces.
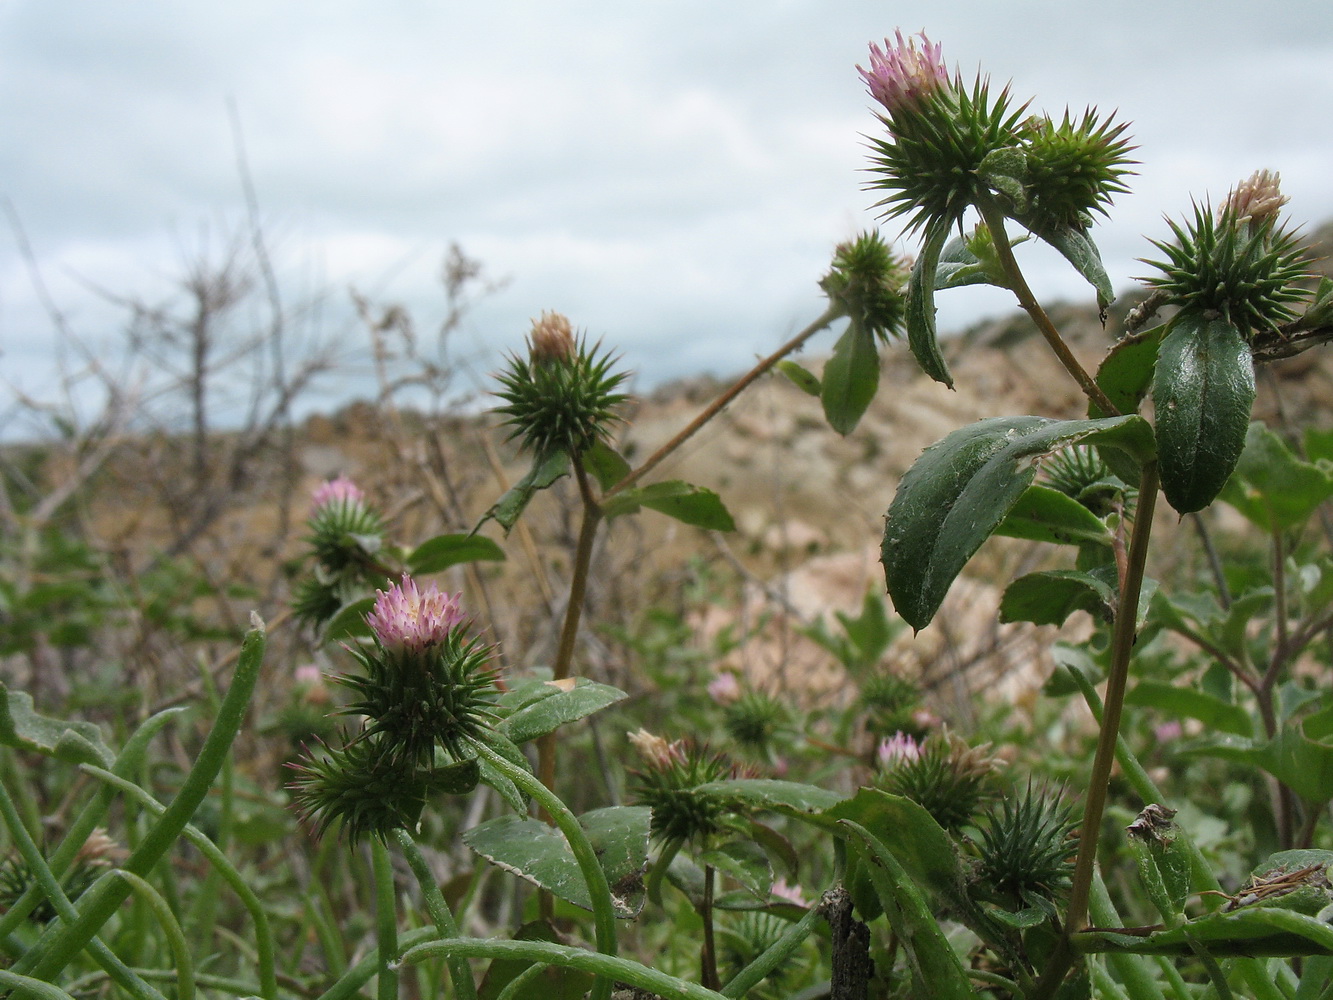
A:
771,877,808,907
366,575,464,653
877,731,921,769
707,671,742,705
858,31,949,117
311,475,365,512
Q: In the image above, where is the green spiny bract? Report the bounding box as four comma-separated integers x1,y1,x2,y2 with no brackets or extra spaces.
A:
290,570,364,629
1141,201,1311,335
286,736,448,842
860,672,925,739
819,231,910,342
973,782,1078,909
722,691,790,754
866,76,1029,234
492,335,630,460
880,731,999,833
305,497,387,575
1017,109,1136,232
1042,445,1132,517
335,629,498,767
629,737,747,845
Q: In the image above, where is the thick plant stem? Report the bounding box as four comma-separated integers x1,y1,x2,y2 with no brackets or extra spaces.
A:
701,865,720,991
372,839,398,1000
977,199,1119,418
468,739,618,1000
392,829,478,1000
608,304,842,497
1035,462,1159,1000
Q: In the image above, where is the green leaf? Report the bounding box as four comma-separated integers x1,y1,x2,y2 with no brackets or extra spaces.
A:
978,146,1031,212
934,231,1014,292
1219,423,1333,531
427,757,483,795
699,839,772,899
776,360,821,397
693,778,843,817
1187,727,1333,804
840,819,975,1000
463,806,651,918
905,216,954,388
408,533,506,574
603,481,736,532
820,319,880,435
1091,324,1166,419
999,568,1118,627
996,484,1113,548
882,414,1155,631
1078,906,1333,957
497,679,628,744
1125,681,1253,738
477,450,570,535
1153,313,1256,514
1034,225,1115,311
0,683,113,767
582,440,631,492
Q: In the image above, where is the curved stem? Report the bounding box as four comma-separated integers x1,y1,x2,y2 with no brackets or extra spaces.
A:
608,304,841,497
392,828,477,1000
976,198,1119,417
468,738,618,1000
721,900,824,998
15,622,266,982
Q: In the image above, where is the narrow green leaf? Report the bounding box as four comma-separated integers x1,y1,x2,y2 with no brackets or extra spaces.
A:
698,840,772,899
820,319,880,435
905,216,954,388
999,569,1118,626
583,440,632,492
996,483,1113,547
840,819,975,1000
497,679,628,744
1037,224,1115,311
477,450,570,535
775,360,821,397
1153,313,1256,514
882,414,1154,630
604,480,735,531
1125,681,1253,738
409,533,506,574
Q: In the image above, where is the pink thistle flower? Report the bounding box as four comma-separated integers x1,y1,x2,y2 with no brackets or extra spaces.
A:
366,575,464,654
771,877,808,907
858,30,949,118
877,731,922,769
707,671,742,705
311,475,365,512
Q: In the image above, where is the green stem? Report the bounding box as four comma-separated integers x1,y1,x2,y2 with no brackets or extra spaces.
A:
976,197,1119,418
607,304,841,497
468,738,618,1000
1035,462,1159,999
0,774,168,1000
0,970,81,1000
373,839,398,1000
701,864,719,991
399,937,728,1000
105,870,195,1000
392,828,478,1000
721,900,824,999
14,621,266,982
0,706,186,941
313,926,440,1000
79,764,279,1000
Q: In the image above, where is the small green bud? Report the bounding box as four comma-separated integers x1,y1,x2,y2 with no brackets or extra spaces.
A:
819,231,909,342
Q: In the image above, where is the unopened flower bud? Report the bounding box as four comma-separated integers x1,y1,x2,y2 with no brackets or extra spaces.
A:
310,475,365,513
627,728,681,769
1224,169,1288,229
528,310,576,363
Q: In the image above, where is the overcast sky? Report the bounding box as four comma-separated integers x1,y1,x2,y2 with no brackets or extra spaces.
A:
3,1,1332,426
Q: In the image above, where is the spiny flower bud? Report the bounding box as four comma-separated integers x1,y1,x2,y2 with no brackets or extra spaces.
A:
310,474,365,512
628,734,750,845
493,322,631,459
877,731,922,769
858,31,949,119
878,730,1000,832
819,231,909,341
528,310,576,363
366,575,464,654
303,475,386,582
973,782,1078,908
